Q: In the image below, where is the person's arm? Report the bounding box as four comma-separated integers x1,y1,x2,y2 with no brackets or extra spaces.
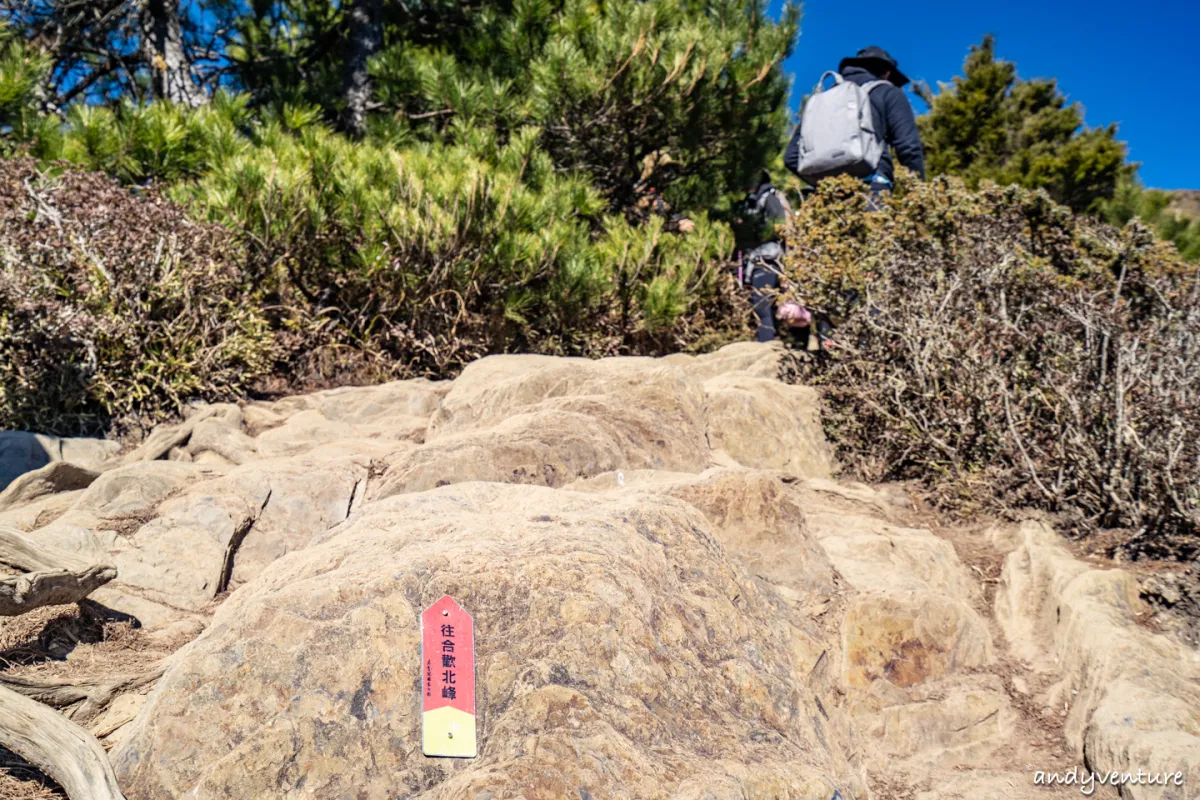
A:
783,124,803,176
882,88,926,180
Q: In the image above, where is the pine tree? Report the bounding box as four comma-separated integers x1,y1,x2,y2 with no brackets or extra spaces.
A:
1103,177,1200,262
917,35,1130,213
1,0,216,108
223,0,799,214
0,23,50,146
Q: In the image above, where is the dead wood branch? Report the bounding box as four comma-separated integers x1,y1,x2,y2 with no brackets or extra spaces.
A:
0,682,126,799
0,565,117,617
0,664,166,723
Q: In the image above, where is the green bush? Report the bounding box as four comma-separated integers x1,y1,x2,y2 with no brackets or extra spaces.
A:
3,99,752,432
781,175,1200,557
168,111,741,374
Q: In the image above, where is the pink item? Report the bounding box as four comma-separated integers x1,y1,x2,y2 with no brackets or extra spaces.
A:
776,302,812,328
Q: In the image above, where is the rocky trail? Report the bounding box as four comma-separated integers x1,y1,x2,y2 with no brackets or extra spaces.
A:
0,343,1196,799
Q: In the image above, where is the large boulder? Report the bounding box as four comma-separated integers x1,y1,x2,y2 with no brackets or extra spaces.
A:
6,343,1200,800
374,357,715,499
566,467,839,612
112,482,869,799
27,457,367,629
702,374,832,479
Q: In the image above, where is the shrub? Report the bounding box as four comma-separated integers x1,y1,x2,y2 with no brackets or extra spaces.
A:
3,102,752,432
0,158,274,435
173,118,741,376
781,175,1200,557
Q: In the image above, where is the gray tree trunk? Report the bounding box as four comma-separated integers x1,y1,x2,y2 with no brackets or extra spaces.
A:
139,0,205,106
341,0,384,138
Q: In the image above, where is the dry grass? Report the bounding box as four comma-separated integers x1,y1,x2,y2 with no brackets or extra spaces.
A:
0,759,63,800
0,602,199,800
1,605,184,685
0,606,85,668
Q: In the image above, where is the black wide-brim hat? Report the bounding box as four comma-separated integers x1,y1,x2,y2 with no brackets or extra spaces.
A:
839,46,910,87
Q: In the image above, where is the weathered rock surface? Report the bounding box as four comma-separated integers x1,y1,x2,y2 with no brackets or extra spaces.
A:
997,521,1200,799
0,342,1196,800
113,483,867,799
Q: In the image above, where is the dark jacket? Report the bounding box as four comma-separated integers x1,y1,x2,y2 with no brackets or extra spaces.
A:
736,182,791,252
785,65,926,183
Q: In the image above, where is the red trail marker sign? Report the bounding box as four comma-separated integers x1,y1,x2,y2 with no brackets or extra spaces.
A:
420,595,476,757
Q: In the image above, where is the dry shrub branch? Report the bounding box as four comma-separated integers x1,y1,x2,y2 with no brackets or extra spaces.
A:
782,176,1200,557
0,158,273,436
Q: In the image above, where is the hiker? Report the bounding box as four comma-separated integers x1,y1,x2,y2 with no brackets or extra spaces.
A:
735,171,807,343
778,46,925,348
784,46,925,205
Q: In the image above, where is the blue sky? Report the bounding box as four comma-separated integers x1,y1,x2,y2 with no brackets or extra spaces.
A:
770,0,1200,189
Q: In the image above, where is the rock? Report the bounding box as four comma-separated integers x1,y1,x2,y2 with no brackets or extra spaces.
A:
118,404,241,465
22,456,364,629
102,456,366,613
913,771,1061,800
374,357,713,499
807,510,975,599
996,521,1200,797
90,693,148,749
1,342,1195,800
0,461,100,512
841,593,993,690
702,374,832,478
667,340,784,381
69,461,212,519
113,483,868,799
0,431,118,491
256,377,448,427
0,487,85,532
186,416,260,465
850,675,1015,765
800,477,1024,779
566,467,838,606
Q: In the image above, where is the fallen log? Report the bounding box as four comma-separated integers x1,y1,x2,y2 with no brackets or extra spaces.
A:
0,525,128,797
0,527,117,616
0,682,125,799
0,565,118,616
0,664,166,722
0,525,92,573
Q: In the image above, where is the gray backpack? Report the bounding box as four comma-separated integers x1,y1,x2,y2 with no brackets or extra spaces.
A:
792,72,891,185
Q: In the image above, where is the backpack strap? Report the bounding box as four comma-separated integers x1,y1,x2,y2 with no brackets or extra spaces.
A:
753,186,791,220
813,71,844,93
858,80,892,139
753,187,774,216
